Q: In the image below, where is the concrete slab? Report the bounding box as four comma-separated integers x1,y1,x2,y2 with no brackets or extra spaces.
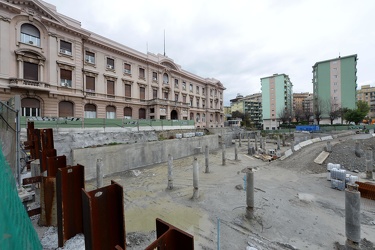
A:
294,144,301,151
314,151,330,164
299,140,313,147
321,136,333,141
311,138,322,143
280,149,293,160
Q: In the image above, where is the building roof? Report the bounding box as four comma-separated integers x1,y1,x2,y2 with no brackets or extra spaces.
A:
312,54,358,67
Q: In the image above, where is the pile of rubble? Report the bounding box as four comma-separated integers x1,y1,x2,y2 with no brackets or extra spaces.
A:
327,137,375,172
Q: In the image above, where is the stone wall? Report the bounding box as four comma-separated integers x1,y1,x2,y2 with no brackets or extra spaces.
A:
72,134,219,180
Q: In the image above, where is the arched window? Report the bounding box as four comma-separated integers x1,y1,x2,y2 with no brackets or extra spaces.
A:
124,107,132,119
20,24,40,46
84,104,96,118
59,101,74,117
21,98,40,117
163,73,169,84
106,106,116,119
139,108,146,119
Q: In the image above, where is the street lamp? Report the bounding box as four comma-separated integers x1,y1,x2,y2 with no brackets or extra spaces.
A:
288,116,291,133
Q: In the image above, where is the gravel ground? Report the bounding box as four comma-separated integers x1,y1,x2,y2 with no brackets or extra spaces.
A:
327,135,375,172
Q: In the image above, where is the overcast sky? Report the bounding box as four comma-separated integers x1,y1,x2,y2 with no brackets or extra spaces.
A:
45,0,375,106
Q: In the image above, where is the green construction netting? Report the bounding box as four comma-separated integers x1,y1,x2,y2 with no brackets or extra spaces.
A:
0,146,42,250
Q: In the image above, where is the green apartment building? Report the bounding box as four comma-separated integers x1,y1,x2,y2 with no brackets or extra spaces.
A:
312,54,357,123
261,74,293,130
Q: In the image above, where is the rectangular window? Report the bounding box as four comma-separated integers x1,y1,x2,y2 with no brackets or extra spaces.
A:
107,58,114,70
125,84,131,98
140,87,145,100
190,98,193,106
196,99,199,107
86,76,95,92
85,51,95,64
164,92,168,100
202,88,205,94
196,86,199,94
175,93,179,101
153,89,158,99
60,41,72,55
60,69,72,87
189,84,193,92
124,63,131,74
107,80,114,97
152,72,157,81
183,95,186,103
139,68,145,79
175,79,179,88
182,82,186,90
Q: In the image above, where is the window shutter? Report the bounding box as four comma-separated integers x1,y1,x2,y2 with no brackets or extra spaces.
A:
86,76,95,90
23,62,38,81
140,87,145,100
59,101,74,117
60,41,71,51
60,69,72,80
125,84,131,97
107,80,114,95
124,107,132,117
84,104,96,112
21,98,40,108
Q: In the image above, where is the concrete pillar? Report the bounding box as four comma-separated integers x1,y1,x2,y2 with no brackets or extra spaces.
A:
205,145,209,173
282,133,286,146
30,159,40,200
222,144,226,166
277,135,281,150
259,137,263,149
345,184,361,249
254,135,258,151
263,137,266,150
242,168,254,219
96,158,103,188
365,150,373,180
247,133,250,149
167,154,173,189
239,133,242,147
235,142,238,161
326,141,332,152
193,157,199,199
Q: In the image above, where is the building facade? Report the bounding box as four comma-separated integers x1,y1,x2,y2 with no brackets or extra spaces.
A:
293,92,312,122
261,74,293,130
357,85,375,119
312,54,357,124
0,0,225,128
230,93,262,128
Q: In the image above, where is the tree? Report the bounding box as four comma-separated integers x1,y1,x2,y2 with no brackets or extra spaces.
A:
303,108,313,123
343,101,370,125
294,106,304,123
338,107,350,124
313,97,325,125
328,100,340,125
277,108,291,124
356,100,370,117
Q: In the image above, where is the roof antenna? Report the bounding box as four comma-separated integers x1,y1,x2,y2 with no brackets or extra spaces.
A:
164,29,166,56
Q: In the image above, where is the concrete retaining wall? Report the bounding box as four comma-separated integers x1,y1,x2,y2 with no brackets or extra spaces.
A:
72,134,219,180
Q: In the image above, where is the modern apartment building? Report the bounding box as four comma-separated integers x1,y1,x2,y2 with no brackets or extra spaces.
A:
312,54,357,124
357,85,375,118
230,93,262,128
0,0,225,128
261,74,293,130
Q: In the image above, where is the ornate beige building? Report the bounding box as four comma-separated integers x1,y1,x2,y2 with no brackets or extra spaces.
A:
0,0,225,128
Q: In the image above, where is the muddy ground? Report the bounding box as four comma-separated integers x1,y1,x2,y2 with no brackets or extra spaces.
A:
36,132,375,249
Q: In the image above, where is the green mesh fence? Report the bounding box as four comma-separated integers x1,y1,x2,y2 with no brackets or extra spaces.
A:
0,147,42,250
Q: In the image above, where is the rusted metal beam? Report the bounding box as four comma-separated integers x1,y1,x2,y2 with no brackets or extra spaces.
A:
40,176,57,226
27,207,41,217
40,128,54,150
56,164,85,247
82,180,126,250
145,218,194,250
40,148,56,173
22,176,41,185
356,181,375,201
47,155,66,177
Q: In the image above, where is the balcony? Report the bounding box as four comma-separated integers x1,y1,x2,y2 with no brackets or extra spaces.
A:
9,78,50,91
147,98,189,108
